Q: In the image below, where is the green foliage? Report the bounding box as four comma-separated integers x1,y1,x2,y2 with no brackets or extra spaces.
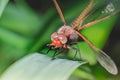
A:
0,0,119,80
0,0,9,17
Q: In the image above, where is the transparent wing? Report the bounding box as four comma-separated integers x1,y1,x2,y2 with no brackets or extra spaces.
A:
76,31,118,75
85,0,120,23
76,0,120,30
92,48,118,75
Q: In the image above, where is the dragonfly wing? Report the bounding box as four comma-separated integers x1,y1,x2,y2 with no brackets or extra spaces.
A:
76,31,118,75
93,48,118,75
76,0,120,30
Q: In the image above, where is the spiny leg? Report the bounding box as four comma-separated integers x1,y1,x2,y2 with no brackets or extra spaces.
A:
75,31,97,50
71,0,94,29
77,15,110,30
75,31,118,75
77,11,119,30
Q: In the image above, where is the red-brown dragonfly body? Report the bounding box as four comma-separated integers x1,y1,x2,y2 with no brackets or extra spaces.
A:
47,0,119,75
49,26,78,49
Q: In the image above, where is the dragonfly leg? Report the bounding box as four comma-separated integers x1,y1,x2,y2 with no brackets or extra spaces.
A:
69,44,81,61
73,48,81,61
73,48,77,61
51,49,58,60
51,48,64,60
46,47,52,54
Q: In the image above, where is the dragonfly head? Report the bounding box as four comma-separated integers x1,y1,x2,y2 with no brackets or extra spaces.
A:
48,32,67,48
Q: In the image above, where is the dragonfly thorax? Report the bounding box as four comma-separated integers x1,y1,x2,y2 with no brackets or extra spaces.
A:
49,25,79,48
58,25,79,42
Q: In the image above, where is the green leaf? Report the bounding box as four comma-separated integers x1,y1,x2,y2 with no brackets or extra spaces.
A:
71,69,94,80
0,3,42,37
0,53,87,80
0,0,9,17
0,27,32,49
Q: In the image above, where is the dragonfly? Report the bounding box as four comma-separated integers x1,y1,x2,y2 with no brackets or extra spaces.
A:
47,0,119,75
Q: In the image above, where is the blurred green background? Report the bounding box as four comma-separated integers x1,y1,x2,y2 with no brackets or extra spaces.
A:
0,0,120,80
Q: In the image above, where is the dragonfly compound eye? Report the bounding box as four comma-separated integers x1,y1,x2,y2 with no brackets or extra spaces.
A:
51,32,58,41
51,32,67,44
57,34,67,44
